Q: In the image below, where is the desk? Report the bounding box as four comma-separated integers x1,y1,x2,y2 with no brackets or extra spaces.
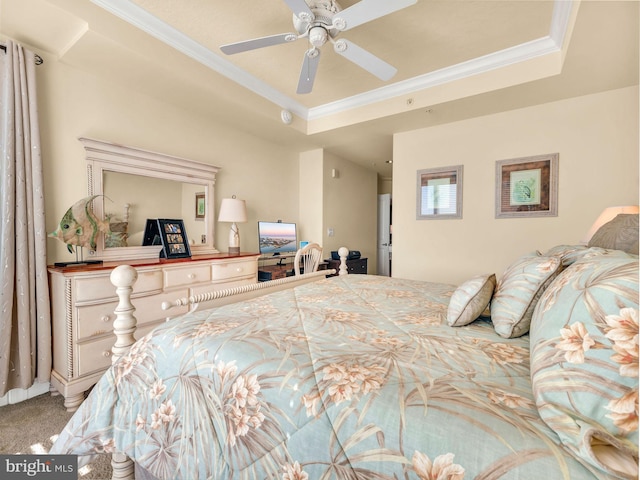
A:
258,264,294,281
258,261,329,281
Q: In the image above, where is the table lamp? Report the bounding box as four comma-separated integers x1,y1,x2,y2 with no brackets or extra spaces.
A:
218,196,247,254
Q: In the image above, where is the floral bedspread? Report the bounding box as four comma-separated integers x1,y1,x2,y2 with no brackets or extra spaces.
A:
51,275,609,479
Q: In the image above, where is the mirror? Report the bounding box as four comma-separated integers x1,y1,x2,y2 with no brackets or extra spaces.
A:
81,137,220,261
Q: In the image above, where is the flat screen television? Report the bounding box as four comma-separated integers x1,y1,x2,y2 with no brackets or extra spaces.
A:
258,221,297,256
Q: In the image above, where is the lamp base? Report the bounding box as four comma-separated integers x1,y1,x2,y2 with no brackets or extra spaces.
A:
228,247,240,255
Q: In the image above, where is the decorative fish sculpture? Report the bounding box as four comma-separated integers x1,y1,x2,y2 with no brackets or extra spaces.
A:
49,195,111,253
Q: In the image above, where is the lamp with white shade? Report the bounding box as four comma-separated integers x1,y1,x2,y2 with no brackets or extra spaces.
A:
581,205,640,244
218,196,247,254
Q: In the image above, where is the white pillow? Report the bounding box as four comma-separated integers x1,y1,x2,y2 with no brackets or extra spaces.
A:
447,274,496,327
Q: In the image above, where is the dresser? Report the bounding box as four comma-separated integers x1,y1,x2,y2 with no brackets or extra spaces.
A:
325,257,368,275
48,253,259,411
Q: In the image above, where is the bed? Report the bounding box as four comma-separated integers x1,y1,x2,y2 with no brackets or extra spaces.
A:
51,231,639,479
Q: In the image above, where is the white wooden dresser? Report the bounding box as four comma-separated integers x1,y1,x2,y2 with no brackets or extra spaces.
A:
48,253,259,411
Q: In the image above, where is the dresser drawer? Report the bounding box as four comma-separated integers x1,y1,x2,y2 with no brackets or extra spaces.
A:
75,289,189,341
74,269,163,303
163,265,211,288
211,258,257,282
76,302,118,340
75,320,166,376
76,335,116,376
134,290,190,322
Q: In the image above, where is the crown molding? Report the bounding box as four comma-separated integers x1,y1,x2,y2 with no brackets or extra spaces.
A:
91,0,575,125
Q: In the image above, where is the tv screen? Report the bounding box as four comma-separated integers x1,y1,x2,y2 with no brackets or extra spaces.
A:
258,221,297,255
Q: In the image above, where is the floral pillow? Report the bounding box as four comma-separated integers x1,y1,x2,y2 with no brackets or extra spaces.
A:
447,274,496,327
490,253,562,338
543,244,590,267
530,253,639,479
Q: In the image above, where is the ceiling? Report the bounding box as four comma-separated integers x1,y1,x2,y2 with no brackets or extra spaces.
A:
1,0,638,178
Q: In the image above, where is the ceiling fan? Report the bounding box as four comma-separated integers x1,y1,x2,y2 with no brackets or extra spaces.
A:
220,0,417,94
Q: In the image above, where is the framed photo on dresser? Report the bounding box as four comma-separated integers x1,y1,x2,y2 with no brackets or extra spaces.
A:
143,218,191,259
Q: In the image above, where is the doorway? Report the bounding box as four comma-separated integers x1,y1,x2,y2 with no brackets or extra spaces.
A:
377,193,392,276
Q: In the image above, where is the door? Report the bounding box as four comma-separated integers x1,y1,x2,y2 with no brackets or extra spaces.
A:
377,194,391,276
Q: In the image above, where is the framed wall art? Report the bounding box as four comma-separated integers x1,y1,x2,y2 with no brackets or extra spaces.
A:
495,153,558,218
416,165,463,220
195,192,205,220
143,218,191,259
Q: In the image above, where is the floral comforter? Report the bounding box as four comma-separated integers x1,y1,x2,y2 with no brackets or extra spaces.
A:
51,275,609,479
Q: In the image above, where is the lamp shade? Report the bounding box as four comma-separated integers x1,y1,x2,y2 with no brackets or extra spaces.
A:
218,197,247,223
581,205,640,243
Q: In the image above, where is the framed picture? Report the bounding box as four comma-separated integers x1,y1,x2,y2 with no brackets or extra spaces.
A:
142,218,191,259
195,193,205,220
416,165,463,220
495,153,558,218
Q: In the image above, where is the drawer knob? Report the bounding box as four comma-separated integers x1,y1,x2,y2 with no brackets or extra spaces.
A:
236,267,243,273
188,273,195,279
101,315,110,323
103,351,111,358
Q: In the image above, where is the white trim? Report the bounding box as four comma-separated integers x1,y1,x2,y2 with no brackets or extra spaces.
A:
307,35,561,120
90,0,309,118
0,382,51,407
90,0,575,123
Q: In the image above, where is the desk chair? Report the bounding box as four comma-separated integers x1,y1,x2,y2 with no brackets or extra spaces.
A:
294,243,323,275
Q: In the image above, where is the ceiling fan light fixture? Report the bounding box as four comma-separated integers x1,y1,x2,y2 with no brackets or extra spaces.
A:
221,0,418,94
309,26,328,47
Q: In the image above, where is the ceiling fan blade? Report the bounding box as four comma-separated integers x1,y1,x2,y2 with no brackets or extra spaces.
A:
282,0,315,21
331,0,417,31
221,33,298,55
333,39,397,81
297,49,321,94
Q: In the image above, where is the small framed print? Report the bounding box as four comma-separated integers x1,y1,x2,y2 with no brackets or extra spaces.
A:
416,165,463,220
143,218,191,258
195,193,205,220
495,153,558,218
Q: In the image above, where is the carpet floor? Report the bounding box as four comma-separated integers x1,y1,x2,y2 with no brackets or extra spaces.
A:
0,392,112,479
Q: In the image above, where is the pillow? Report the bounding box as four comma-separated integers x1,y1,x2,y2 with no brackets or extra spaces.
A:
447,274,496,327
588,213,639,255
490,253,562,338
543,244,590,267
530,253,639,479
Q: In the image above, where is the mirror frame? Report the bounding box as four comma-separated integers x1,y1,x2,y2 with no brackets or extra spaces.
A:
80,137,220,261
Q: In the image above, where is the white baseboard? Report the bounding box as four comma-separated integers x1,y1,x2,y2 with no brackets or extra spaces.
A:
0,382,51,407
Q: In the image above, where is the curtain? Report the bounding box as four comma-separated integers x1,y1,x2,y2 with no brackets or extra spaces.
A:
0,40,51,397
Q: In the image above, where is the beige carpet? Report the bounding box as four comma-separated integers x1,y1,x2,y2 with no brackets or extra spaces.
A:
0,392,112,479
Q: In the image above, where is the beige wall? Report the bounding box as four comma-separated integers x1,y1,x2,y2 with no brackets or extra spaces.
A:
322,152,378,272
393,86,639,285
298,149,324,246
38,56,300,264
38,56,379,266
296,149,378,273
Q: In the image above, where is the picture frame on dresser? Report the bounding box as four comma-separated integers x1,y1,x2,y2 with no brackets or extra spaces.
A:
143,218,192,258
495,153,559,218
